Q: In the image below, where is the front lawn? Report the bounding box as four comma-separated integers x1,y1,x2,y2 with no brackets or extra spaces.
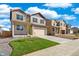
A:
9,37,59,56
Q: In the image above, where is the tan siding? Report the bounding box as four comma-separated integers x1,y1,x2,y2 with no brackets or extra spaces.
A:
12,11,30,23
14,23,27,35
11,10,31,36
12,11,16,20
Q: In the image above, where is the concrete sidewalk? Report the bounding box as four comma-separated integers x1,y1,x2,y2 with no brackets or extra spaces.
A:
24,39,79,56
38,36,73,43
0,38,12,56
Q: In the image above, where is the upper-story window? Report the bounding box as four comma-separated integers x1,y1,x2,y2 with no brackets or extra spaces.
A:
57,22,60,26
61,23,62,26
61,23,65,26
16,14,23,20
16,25,23,31
33,18,38,23
53,24,55,26
53,23,56,26
64,24,66,26
40,19,44,24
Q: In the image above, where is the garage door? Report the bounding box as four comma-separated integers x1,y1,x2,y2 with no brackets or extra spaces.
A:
61,30,65,34
33,27,46,36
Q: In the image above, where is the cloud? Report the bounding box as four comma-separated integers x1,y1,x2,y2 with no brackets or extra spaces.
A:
0,4,20,12
1,28,10,31
61,14,76,20
26,7,61,19
71,25,79,28
0,4,20,15
0,4,20,18
43,3,72,8
0,19,11,31
0,19,10,26
72,8,79,14
0,4,20,31
26,6,76,20
0,4,10,12
0,14,10,18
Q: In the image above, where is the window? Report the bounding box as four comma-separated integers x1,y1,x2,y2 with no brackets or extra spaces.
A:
54,23,55,26
61,23,65,26
64,24,66,26
40,20,44,24
16,25,23,31
53,23,56,26
57,22,60,26
52,28,54,31
33,18,38,23
16,14,23,20
61,23,62,26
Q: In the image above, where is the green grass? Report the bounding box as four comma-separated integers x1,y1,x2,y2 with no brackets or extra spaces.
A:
9,37,59,56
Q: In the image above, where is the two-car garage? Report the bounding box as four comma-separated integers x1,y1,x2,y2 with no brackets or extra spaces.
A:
32,26,47,36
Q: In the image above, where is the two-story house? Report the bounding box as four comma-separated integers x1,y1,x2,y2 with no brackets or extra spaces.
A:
10,9,47,37
46,20,68,35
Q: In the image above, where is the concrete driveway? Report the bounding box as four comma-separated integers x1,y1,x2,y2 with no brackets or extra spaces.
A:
0,38,12,56
38,35,73,43
25,39,79,56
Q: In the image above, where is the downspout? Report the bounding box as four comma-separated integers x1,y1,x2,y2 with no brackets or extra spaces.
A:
10,9,12,37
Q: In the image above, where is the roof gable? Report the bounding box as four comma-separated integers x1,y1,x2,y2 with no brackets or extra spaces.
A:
11,9,30,16
31,13,47,20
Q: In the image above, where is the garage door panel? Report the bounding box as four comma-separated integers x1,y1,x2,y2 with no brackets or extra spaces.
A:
33,27,46,36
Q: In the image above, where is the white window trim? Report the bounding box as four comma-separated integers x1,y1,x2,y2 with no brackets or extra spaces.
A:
40,19,44,24
16,25,24,31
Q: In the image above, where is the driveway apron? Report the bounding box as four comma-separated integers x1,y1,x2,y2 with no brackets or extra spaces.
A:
0,38,12,56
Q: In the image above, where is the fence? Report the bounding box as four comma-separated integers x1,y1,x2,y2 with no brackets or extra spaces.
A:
0,31,12,38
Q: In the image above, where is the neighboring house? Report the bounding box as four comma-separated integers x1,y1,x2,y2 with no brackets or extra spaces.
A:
10,9,47,37
46,20,70,35
66,24,71,34
71,27,79,34
70,29,73,34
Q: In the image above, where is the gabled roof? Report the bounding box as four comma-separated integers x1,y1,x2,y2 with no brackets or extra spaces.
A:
31,12,47,20
57,20,67,24
10,9,30,16
11,9,47,20
51,20,68,25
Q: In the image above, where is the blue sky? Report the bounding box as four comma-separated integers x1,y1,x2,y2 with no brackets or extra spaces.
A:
0,3,79,30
